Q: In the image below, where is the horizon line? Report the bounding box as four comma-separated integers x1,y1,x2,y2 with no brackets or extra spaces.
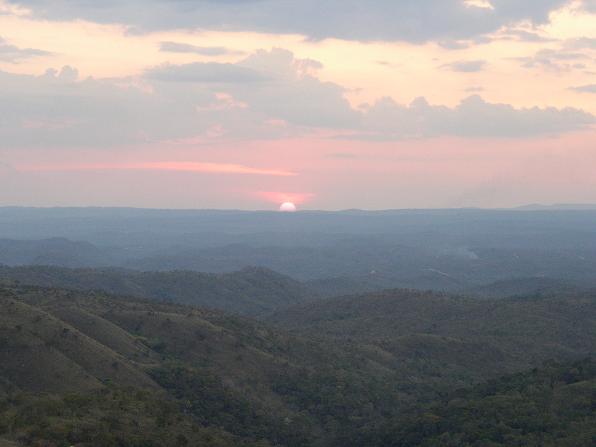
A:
2,203,596,213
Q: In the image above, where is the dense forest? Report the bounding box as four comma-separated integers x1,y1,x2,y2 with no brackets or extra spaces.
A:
0,265,314,317
0,280,594,446
346,359,596,446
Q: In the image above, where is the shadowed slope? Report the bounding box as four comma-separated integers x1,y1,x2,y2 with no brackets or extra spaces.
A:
0,265,316,317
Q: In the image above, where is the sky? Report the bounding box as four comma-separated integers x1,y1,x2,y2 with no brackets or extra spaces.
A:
1,0,596,210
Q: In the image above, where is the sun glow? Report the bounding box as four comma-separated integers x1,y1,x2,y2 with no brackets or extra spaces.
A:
279,202,297,212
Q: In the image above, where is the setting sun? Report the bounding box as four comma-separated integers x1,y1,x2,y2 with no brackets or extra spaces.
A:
1,1,595,445
279,202,297,212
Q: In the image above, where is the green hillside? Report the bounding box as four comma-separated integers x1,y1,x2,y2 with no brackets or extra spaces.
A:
350,358,596,447
0,265,315,317
0,285,403,446
1,284,594,446
268,289,596,381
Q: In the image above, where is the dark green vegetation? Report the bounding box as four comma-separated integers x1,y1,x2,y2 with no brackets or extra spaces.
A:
0,388,247,447
0,265,314,317
269,289,596,371
348,359,596,447
0,285,402,446
0,280,595,446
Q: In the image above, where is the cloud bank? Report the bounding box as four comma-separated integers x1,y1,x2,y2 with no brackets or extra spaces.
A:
0,49,593,150
362,95,594,139
6,0,573,43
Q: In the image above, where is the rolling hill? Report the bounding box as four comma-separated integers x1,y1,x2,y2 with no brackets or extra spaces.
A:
466,276,581,298
0,284,406,446
348,358,596,447
268,288,596,377
0,238,108,268
0,282,594,446
0,265,315,317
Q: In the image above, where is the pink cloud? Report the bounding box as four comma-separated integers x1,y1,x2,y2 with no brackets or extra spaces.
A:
17,161,297,177
6,130,596,209
254,191,315,205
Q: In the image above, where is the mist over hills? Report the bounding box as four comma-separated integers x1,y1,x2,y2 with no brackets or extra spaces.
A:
3,207,596,294
515,203,596,211
4,207,596,249
0,238,110,268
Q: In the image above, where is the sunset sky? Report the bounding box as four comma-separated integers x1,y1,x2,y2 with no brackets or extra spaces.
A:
1,0,596,210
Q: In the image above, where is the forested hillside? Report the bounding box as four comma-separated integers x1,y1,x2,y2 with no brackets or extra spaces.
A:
0,265,315,317
269,289,596,379
346,358,596,447
0,284,594,446
0,285,404,446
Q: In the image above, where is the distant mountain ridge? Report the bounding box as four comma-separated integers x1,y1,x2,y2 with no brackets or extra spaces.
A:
0,238,109,268
5,206,596,294
467,276,581,298
514,203,596,211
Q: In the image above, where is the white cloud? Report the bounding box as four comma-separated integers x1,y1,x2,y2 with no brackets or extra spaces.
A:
361,95,594,139
0,49,592,150
0,66,219,148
